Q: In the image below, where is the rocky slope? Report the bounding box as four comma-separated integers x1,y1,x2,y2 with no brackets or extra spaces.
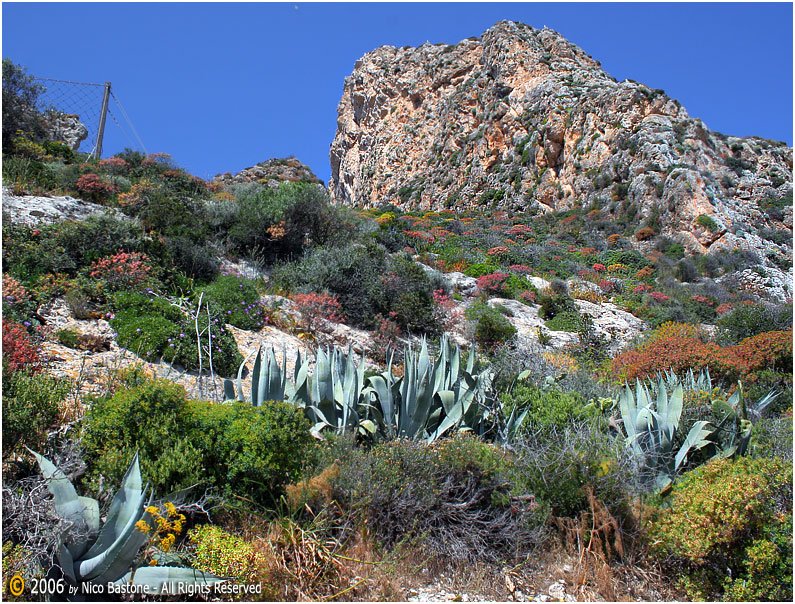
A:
329,21,793,262
212,156,323,188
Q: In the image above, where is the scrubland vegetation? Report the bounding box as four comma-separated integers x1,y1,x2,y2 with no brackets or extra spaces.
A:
2,58,793,601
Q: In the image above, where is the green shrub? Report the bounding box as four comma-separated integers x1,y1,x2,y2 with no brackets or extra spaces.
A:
717,303,793,345
545,310,583,332
331,433,543,560
465,302,517,349
274,242,441,333
2,59,47,152
599,249,651,271
2,220,75,282
195,275,264,331
82,378,313,504
229,181,343,261
501,383,594,432
189,401,313,504
695,214,719,232
55,328,81,349
82,379,204,496
2,367,70,457
110,292,242,377
648,457,792,602
514,422,632,519
463,263,500,278
164,236,219,283
55,214,144,269
537,291,577,321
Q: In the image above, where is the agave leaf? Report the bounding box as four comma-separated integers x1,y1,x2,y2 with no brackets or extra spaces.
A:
359,419,377,434
29,449,99,559
674,421,714,471
749,390,778,421
223,379,236,402
234,348,258,403
83,453,144,560
58,541,77,584
115,566,227,595
617,384,637,441
79,490,153,582
430,391,471,441
365,375,395,439
268,347,284,402
251,347,263,405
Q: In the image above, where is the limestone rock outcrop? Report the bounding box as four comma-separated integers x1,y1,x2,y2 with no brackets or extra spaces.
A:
330,20,792,270
213,157,323,188
42,111,89,151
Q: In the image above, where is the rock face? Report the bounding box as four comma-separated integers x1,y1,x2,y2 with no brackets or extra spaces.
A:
329,20,792,260
212,157,323,188
42,111,89,151
2,187,125,225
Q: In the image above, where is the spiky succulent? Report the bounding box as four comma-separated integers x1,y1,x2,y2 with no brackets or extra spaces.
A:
30,449,225,597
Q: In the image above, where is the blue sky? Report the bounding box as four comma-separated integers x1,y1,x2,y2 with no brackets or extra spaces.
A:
3,2,792,183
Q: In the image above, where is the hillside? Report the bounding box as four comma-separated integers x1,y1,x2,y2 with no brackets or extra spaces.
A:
2,27,794,604
330,21,792,267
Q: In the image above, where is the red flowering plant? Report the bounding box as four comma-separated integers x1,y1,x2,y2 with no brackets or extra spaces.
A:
97,157,129,176
291,292,345,334
597,278,614,293
649,291,671,303
2,319,43,374
88,251,153,292
592,263,606,272
610,322,793,384
370,312,403,364
509,264,533,275
476,272,510,297
432,289,463,332
76,173,119,203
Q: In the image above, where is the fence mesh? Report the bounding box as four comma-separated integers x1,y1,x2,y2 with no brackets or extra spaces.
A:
33,78,105,155
32,78,145,157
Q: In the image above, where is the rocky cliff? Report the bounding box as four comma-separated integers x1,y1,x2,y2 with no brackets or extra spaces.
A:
330,21,792,259
213,156,323,188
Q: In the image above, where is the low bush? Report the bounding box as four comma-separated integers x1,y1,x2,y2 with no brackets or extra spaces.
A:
274,242,441,334
110,292,242,377
465,302,517,350
500,382,595,432
716,303,793,345
82,378,313,504
2,319,42,374
2,366,70,457
545,310,583,332
330,434,545,561
537,290,577,321
195,274,265,331
648,457,792,601
513,422,634,519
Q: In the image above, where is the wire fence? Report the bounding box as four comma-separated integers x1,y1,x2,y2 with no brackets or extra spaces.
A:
33,77,145,157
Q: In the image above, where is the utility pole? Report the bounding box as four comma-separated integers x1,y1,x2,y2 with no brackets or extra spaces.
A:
92,81,111,160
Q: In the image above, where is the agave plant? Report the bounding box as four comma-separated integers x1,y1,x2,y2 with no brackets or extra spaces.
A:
617,377,715,492
295,345,377,437
224,346,292,405
659,367,712,393
363,336,495,442
30,449,225,596
225,344,376,437
711,382,778,458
